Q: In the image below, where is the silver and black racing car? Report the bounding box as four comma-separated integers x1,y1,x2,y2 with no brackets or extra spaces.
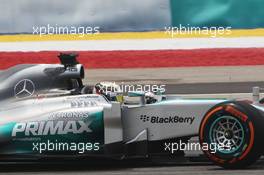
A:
0,53,264,169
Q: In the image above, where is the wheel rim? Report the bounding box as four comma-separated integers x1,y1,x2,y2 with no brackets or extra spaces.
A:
209,115,245,154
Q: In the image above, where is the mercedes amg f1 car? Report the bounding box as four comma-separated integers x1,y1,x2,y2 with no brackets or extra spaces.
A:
0,53,264,169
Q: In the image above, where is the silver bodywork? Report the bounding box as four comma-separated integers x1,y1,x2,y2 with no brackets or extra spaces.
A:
1,61,264,159
122,99,225,142
0,91,227,154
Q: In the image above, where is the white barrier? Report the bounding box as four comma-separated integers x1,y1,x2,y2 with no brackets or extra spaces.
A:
0,0,171,33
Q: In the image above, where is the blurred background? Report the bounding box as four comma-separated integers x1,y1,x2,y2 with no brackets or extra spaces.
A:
1,2,264,174
0,0,264,88
1,0,264,33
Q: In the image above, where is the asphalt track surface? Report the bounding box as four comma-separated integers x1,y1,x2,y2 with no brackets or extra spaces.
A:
1,159,264,175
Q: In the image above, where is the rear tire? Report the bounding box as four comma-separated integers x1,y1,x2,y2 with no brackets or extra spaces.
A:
199,101,264,169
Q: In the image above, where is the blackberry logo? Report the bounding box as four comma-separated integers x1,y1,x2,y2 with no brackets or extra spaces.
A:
140,115,150,122
139,115,195,125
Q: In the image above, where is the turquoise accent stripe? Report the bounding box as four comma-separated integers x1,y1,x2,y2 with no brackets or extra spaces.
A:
0,122,16,137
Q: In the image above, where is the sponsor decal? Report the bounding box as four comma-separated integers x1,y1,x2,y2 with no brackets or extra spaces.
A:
0,112,104,155
50,111,89,118
140,115,195,125
12,120,92,137
14,79,35,99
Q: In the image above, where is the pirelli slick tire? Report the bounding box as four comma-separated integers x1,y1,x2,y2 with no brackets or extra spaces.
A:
199,101,264,169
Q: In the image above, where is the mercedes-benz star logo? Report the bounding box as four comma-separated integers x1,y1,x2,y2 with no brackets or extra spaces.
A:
14,79,35,99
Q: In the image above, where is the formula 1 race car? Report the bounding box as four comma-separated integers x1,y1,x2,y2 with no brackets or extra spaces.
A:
0,53,264,169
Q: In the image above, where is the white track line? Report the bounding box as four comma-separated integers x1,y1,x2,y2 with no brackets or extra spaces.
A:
0,37,264,51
